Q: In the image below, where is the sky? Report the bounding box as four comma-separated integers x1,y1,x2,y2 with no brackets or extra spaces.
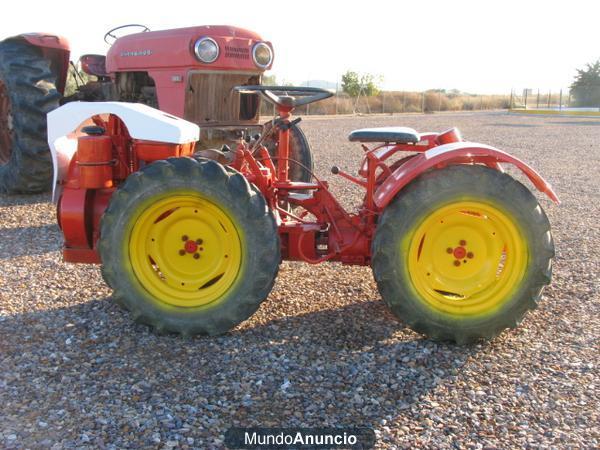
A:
2,0,599,94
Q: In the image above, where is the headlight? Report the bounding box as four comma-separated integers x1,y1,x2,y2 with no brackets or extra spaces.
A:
252,42,272,68
194,37,219,63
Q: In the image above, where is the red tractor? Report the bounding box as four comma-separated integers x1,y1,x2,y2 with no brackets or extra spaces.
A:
0,25,311,193
49,86,558,343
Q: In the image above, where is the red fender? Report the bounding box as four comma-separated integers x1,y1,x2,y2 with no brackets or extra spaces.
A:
373,142,560,209
8,33,71,94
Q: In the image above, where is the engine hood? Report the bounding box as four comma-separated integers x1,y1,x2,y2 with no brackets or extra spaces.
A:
106,25,273,73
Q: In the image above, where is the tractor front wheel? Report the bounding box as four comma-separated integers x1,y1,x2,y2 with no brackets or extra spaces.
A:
99,157,280,336
372,165,554,343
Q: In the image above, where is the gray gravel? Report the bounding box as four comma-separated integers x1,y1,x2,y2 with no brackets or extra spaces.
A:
0,111,598,449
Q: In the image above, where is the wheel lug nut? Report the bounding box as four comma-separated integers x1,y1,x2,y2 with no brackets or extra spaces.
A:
193,253,200,259
179,249,186,256
446,247,453,254
467,252,474,258
182,235,189,241
196,239,203,245
459,240,467,246
453,260,461,267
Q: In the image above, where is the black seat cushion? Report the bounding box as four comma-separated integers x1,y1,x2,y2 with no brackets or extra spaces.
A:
348,127,420,144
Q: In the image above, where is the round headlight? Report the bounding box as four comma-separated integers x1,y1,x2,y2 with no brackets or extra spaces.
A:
252,42,273,68
194,37,219,63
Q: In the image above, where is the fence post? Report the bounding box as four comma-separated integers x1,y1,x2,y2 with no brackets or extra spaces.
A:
334,79,339,115
421,92,425,112
559,89,563,112
509,89,513,109
536,89,540,109
524,90,528,109
547,90,551,109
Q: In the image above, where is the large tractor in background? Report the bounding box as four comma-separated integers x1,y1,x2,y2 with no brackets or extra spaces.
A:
0,24,312,193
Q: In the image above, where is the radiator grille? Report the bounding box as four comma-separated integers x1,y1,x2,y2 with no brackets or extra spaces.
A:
184,72,260,126
224,46,250,60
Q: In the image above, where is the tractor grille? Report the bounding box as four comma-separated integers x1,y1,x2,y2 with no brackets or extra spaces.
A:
184,71,260,126
224,46,250,60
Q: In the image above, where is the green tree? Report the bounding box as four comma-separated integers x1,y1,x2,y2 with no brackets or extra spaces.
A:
341,70,381,97
570,59,600,107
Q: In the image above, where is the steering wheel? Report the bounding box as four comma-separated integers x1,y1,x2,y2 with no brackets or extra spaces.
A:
234,85,333,109
104,24,150,45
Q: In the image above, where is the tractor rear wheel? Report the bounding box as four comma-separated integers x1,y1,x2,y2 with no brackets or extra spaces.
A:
99,157,280,336
372,165,554,343
0,40,60,193
262,121,313,183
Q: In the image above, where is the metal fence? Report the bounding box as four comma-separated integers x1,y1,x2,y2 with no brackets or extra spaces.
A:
510,87,600,111
258,85,600,116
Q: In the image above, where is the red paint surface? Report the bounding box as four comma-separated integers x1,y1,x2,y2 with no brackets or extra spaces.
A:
185,240,198,253
453,247,466,259
374,143,560,209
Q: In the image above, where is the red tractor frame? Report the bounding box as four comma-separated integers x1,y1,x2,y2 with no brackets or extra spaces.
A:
51,86,558,343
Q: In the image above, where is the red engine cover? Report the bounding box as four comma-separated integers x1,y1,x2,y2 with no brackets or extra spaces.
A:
106,25,272,73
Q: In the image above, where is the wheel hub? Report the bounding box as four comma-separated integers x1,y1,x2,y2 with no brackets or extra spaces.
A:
183,238,201,254
408,201,527,315
129,194,242,307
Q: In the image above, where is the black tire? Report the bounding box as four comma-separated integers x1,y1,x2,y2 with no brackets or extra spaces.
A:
99,157,280,336
372,165,554,343
262,121,313,183
0,40,60,193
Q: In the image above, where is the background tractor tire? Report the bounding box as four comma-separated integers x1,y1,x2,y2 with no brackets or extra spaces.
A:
372,165,554,343
0,40,60,193
99,157,280,336
262,121,314,183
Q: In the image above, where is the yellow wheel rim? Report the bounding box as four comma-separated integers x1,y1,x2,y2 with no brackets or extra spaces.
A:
407,201,528,316
129,193,243,308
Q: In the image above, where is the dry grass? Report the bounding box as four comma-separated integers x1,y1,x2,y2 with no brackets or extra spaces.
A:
261,91,511,116
65,64,510,116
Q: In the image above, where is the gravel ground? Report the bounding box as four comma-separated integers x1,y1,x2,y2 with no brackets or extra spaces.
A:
0,111,598,449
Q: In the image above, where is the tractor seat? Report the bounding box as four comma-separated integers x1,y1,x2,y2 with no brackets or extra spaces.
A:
79,54,108,78
348,127,420,144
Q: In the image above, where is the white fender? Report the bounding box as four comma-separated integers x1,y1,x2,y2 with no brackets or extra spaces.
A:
47,101,200,201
